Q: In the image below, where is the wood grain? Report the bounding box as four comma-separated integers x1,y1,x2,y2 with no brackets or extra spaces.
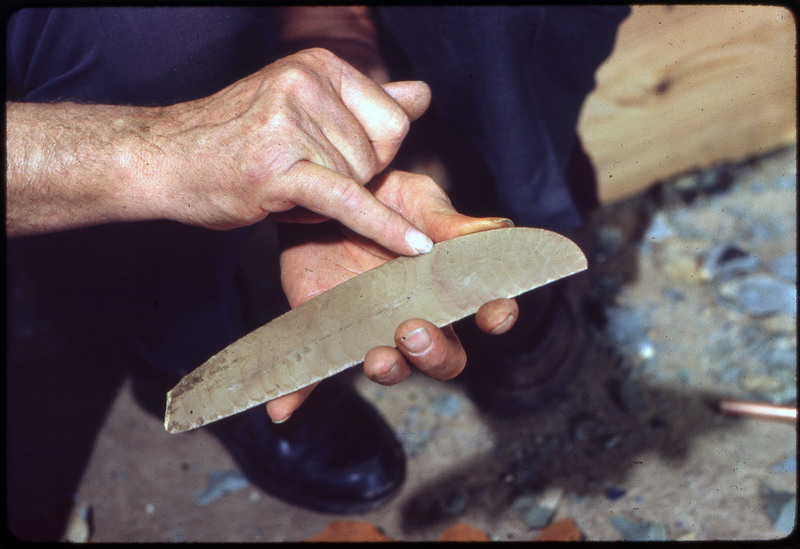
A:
582,5,796,204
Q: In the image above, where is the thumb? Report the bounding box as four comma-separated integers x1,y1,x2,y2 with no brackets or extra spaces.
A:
381,81,432,122
428,214,516,243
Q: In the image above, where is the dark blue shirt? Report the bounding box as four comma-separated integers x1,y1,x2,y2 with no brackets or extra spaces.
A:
7,7,278,105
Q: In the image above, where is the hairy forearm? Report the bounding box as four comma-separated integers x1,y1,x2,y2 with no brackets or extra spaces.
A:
6,101,171,237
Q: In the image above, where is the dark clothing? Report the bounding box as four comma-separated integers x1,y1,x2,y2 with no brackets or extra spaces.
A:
7,6,628,373
6,6,627,539
7,7,279,104
5,0,629,428
7,6,629,229
378,6,628,230
5,1,629,395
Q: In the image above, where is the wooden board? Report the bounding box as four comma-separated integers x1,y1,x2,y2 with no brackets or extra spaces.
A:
581,5,796,204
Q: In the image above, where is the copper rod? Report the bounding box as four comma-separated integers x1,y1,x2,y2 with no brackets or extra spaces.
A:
717,399,797,423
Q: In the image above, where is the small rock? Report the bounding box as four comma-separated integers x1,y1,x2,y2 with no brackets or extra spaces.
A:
771,456,797,474
700,244,759,281
442,492,468,515
770,253,797,283
644,212,675,243
597,226,624,259
740,374,784,395
718,274,796,317
437,522,490,542
761,315,797,335
777,175,796,190
610,516,669,541
431,393,461,418
511,487,564,528
62,503,92,543
663,254,703,283
605,486,627,501
195,470,249,506
760,483,796,535
534,518,583,541
603,434,623,450
606,307,653,357
773,496,796,535
307,521,392,542
662,288,685,302
764,344,797,371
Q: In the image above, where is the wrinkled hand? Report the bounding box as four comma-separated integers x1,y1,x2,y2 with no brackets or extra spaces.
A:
266,170,519,422
155,48,433,256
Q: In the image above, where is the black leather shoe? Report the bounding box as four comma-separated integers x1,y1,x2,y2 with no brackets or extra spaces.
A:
459,278,587,416
457,220,595,417
131,372,405,514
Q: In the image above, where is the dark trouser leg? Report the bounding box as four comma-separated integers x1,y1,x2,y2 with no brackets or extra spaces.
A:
7,221,405,524
378,6,630,414
378,5,629,230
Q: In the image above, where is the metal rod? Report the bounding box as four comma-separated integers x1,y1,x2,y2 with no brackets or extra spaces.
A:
717,399,797,423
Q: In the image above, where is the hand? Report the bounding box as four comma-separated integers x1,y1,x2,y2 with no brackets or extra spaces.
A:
6,49,431,243
266,170,519,422
150,48,433,256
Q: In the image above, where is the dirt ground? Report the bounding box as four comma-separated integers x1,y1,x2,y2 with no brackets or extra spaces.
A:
7,146,796,542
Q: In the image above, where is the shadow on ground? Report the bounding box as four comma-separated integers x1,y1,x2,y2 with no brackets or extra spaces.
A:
398,327,741,535
6,148,788,541
397,154,773,536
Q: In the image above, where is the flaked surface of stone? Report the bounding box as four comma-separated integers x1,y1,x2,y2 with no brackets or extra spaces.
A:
165,228,586,433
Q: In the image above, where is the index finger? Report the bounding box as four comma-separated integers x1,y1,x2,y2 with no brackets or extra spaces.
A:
285,160,434,256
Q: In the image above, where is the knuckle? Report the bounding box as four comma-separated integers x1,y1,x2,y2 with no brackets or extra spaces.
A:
413,173,446,195
295,47,337,64
384,109,411,141
273,62,319,92
334,179,366,211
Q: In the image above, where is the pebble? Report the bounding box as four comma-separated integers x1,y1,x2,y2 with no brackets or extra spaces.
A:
644,212,674,243
511,487,563,528
759,483,796,535
739,374,784,396
610,516,669,541
770,253,797,283
605,486,627,501
605,306,653,358
195,470,249,506
597,225,624,259
771,457,796,474
717,274,796,317
761,315,797,335
396,405,434,457
63,503,92,543
431,393,461,418
442,492,469,515
700,244,759,281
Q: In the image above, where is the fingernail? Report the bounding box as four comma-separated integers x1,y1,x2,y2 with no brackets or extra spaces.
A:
490,312,516,335
375,361,400,384
270,411,292,424
494,218,515,228
406,228,433,254
400,327,431,355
